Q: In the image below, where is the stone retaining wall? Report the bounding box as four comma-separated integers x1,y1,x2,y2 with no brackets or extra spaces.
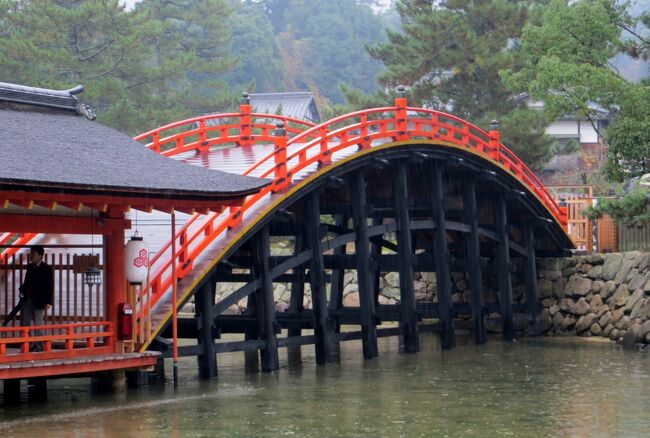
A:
537,252,650,347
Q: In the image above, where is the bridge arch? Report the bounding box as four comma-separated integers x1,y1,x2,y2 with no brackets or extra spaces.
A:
140,135,572,375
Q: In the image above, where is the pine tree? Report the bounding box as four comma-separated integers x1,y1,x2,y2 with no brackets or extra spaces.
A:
365,0,554,170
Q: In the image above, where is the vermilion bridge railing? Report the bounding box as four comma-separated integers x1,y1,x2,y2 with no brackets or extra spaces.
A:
133,94,569,350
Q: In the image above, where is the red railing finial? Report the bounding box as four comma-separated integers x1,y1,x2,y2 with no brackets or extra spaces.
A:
239,92,253,147
394,85,408,140
272,122,288,192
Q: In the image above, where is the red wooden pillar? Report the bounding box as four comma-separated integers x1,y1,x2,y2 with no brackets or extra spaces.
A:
104,212,126,350
239,93,253,147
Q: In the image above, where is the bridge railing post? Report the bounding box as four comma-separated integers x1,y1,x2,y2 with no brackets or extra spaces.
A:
489,119,500,163
394,85,408,141
239,92,253,147
273,122,289,192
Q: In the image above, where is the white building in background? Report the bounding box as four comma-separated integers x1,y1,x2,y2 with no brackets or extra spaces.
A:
524,98,611,185
525,99,609,145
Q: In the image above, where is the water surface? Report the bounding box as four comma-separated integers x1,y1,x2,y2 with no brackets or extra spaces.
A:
0,335,648,437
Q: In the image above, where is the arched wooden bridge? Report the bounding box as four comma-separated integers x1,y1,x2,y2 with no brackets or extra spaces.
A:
4,91,574,377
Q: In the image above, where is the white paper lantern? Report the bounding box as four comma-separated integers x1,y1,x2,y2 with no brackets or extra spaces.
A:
125,236,149,285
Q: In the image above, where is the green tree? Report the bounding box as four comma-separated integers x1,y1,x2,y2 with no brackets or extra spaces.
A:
508,0,650,223
0,0,240,134
503,0,650,182
268,0,388,103
365,0,554,170
0,0,157,134
136,0,237,121
225,1,285,92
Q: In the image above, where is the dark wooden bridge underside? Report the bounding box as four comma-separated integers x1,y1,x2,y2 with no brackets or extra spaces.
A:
151,146,572,378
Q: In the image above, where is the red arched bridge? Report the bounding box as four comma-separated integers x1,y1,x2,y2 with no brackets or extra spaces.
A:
2,91,573,377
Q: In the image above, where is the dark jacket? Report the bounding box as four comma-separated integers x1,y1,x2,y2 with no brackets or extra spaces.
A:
19,262,54,310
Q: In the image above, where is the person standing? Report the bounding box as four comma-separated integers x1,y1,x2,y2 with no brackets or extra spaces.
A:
19,245,53,352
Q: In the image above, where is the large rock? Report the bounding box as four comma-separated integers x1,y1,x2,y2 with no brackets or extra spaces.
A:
538,279,553,298
579,263,593,274
586,265,603,279
622,323,642,347
385,272,400,288
637,253,650,271
638,320,650,340
637,300,650,320
623,289,644,312
585,254,605,265
414,281,427,293
607,284,630,307
614,258,636,284
575,313,597,334
382,286,401,301
565,275,593,297
559,298,574,312
561,315,578,330
602,253,624,280
552,312,564,329
343,292,360,307
603,323,615,337
544,269,563,281
549,304,560,316
552,280,565,298
590,323,602,336
421,272,436,283
630,298,647,320
273,284,288,302
611,308,625,324
599,281,617,300
627,272,646,291
590,294,603,311
591,280,604,293
570,297,591,316
599,311,612,328
616,315,632,330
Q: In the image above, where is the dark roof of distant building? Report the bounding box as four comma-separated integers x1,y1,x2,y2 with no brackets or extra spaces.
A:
249,92,321,123
0,83,268,201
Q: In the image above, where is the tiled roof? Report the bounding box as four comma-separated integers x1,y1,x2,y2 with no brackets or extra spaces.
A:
0,103,268,199
249,92,320,123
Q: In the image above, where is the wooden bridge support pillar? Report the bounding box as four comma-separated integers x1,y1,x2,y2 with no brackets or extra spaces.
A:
524,221,540,335
495,193,515,341
254,225,279,372
463,178,487,345
328,214,347,359
393,161,419,353
306,192,334,365
244,291,260,373
351,171,379,359
195,279,218,379
287,234,306,366
430,161,455,349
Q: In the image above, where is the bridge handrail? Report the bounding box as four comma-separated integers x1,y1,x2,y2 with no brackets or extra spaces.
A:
134,110,317,156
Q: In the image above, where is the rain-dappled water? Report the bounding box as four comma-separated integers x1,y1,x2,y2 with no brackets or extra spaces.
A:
0,334,648,437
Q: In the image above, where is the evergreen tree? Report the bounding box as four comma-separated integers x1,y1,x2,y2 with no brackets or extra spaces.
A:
225,1,285,92
264,0,388,103
365,0,554,170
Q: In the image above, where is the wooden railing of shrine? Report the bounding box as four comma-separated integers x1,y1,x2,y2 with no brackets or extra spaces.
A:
133,93,571,350
0,321,112,363
0,252,104,326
